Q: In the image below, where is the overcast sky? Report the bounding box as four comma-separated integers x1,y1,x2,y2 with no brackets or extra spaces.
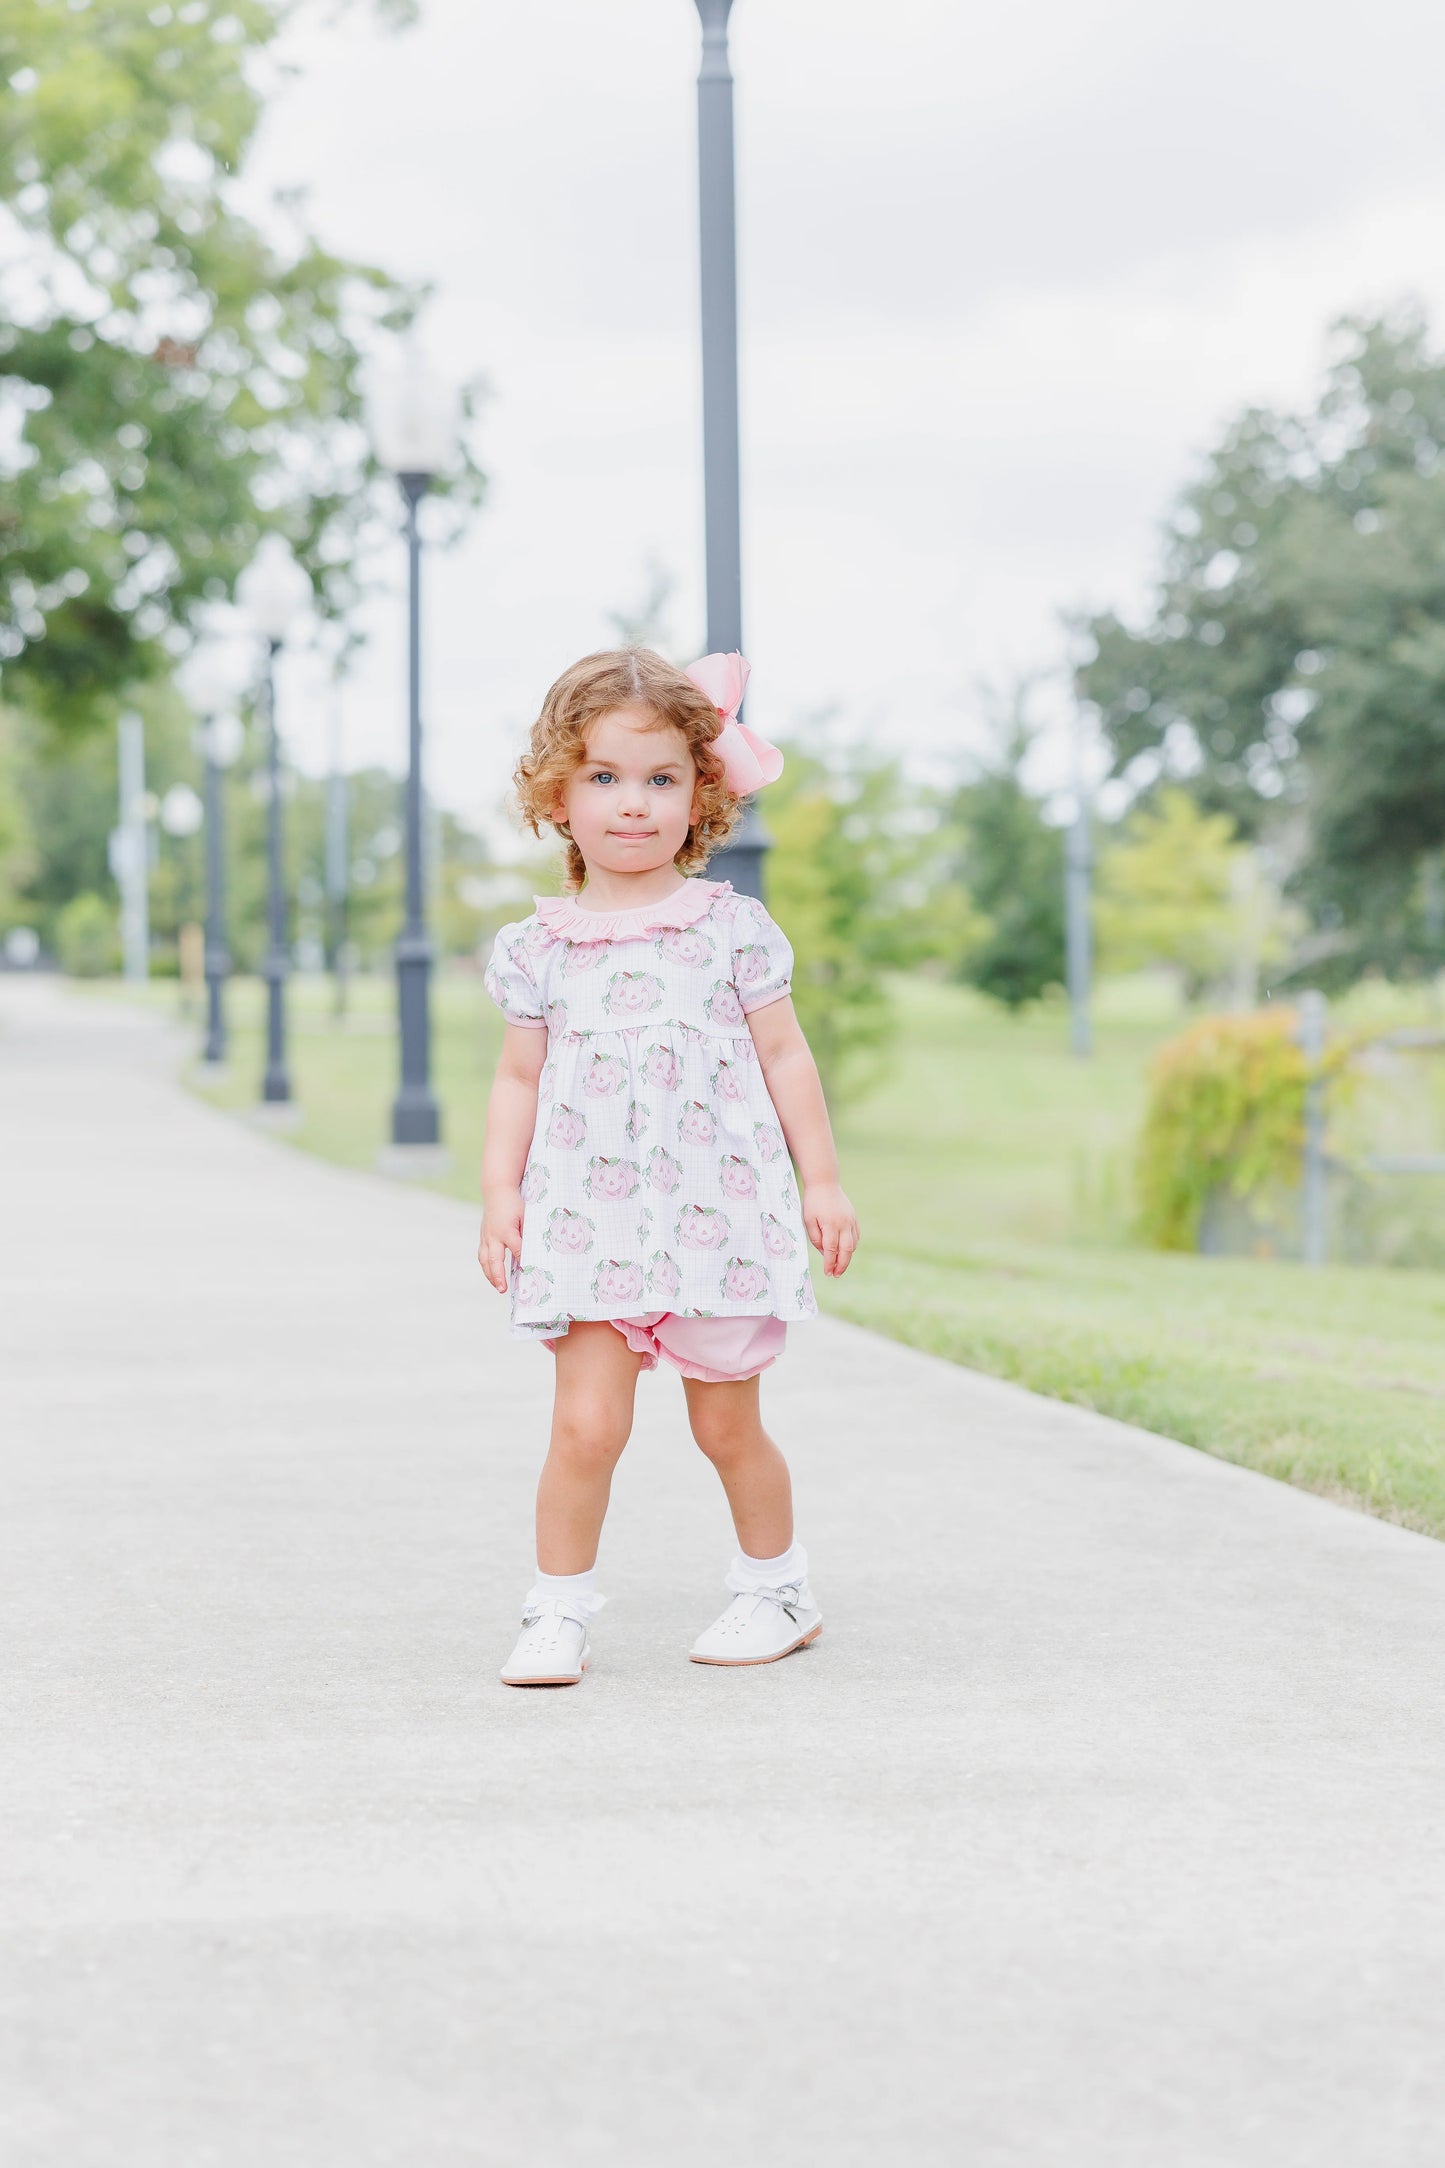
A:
248,0,1445,837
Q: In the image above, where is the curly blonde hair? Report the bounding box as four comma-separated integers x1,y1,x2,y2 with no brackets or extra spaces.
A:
514,648,742,892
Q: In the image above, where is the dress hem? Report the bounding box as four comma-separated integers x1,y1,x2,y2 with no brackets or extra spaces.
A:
510,1304,815,1339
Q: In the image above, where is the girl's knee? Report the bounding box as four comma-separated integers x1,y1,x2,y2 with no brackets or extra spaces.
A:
688,1399,752,1465
550,1409,631,1468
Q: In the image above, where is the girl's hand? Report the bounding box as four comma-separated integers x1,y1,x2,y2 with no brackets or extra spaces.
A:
478,1189,524,1294
803,1182,859,1277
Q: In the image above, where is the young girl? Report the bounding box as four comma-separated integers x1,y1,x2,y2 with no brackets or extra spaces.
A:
479,647,858,1685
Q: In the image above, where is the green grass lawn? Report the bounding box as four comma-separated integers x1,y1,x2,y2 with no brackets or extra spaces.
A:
824,977,1445,1538
128,965,1445,1539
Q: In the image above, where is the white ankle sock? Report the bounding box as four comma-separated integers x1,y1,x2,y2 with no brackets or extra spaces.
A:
533,1565,598,1597
526,1564,604,1618
736,1540,807,1587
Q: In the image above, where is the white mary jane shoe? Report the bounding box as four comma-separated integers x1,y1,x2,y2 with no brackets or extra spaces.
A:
689,1568,823,1667
499,1591,603,1687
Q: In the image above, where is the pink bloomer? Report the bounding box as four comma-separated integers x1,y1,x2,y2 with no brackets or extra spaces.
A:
543,1312,785,1383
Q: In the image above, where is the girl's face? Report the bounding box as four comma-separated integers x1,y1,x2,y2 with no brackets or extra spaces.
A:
556,706,700,880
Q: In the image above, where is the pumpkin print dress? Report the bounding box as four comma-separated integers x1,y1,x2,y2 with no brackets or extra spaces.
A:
483,878,816,1349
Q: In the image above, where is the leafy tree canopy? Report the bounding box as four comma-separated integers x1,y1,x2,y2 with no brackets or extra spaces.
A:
0,0,466,740
1076,307,1445,977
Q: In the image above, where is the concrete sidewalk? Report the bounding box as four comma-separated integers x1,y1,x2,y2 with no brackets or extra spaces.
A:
3,978,1445,2167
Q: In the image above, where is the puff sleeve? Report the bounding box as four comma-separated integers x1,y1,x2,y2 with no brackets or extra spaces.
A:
729,895,794,1014
484,920,547,1028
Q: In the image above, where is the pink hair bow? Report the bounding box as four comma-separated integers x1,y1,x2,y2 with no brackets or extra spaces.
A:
684,651,784,795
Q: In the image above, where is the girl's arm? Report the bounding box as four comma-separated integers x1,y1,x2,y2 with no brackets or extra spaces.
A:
478,1023,549,1293
746,996,859,1277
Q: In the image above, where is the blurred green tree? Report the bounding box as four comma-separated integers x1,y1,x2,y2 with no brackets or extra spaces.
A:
12,707,128,927
940,715,1065,1009
54,889,117,974
0,685,498,967
1270,456,1445,973
0,705,38,928
0,0,478,741
765,739,949,1104
1094,787,1298,1002
1076,306,1445,979
1,687,191,946
225,763,498,971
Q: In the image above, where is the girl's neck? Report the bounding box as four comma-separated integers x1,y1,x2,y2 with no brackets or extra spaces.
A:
573,863,691,915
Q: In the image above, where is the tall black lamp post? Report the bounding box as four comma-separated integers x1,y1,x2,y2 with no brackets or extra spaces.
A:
368,342,459,1165
199,716,245,1063
237,535,312,1110
691,0,769,901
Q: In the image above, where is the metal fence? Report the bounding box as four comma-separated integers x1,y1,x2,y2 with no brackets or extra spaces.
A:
1201,998,1445,1268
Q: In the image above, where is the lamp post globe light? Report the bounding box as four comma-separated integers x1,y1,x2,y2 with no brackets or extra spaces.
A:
236,535,312,1110
692,0,769,901
367,340,461,1165
177,636,249,1067
159,782,204,837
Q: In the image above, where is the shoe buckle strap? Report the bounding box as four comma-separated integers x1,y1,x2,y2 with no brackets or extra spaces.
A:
723,1568,805,1621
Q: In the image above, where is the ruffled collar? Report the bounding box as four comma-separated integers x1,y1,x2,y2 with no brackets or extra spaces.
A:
534,878,731,943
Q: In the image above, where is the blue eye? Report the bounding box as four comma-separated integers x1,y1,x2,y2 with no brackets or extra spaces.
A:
591,771,616,785
649,774,674,788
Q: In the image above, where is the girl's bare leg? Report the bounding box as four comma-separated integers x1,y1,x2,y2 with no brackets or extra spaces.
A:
681,1375,794,1558
535,1322,646,1575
